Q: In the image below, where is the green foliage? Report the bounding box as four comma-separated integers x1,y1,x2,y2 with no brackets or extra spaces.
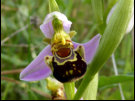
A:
99,75,134,88
74,0,134,100
91,0,103,24
1,53,28,66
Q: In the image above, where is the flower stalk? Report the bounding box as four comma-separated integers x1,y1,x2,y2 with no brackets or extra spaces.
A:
64,82,75,100
74,0,134,99
112,54,125,100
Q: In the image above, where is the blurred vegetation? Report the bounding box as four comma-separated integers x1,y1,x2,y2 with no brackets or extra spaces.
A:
1,0,134,100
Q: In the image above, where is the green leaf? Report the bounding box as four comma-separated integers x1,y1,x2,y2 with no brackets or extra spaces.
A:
74,0,134,100
104,0,118,20
83,73,98,100
99,75,134,88
91,0,103,24
49,0,60,13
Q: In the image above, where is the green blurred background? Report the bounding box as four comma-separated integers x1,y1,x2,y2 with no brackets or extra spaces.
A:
1,0,134,100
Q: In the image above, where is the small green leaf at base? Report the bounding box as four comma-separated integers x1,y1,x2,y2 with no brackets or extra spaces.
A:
98,75,134,88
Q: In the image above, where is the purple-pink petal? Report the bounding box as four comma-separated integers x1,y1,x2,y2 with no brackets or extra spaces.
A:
20,45,52,81
40,20,72,39
63,20,72,33
40,21,54,39
73,34,101,64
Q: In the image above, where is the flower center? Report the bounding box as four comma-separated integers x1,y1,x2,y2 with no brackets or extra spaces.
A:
56,48,71,58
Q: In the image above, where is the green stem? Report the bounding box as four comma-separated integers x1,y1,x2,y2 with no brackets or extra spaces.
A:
112,54,125,100
64,82,75,100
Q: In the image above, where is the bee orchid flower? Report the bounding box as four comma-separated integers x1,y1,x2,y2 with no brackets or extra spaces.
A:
20,11,101,82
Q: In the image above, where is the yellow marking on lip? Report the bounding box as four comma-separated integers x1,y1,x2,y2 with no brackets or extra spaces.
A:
73,64,76,67
66,71,68,75
54,51,77,65
69,70,73,75
78,70,81,73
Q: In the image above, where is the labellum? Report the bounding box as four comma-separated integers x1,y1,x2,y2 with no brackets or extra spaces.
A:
45,16,87,83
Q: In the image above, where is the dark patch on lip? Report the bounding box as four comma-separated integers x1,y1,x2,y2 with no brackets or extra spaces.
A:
52,51,87,83
54,48,74,63
56,48,71,58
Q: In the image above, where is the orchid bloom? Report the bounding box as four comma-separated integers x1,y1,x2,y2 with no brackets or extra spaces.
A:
20,11,101,82
106,3,134,34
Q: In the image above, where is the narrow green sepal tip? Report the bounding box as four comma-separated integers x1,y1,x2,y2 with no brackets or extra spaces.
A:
49,0,60,13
